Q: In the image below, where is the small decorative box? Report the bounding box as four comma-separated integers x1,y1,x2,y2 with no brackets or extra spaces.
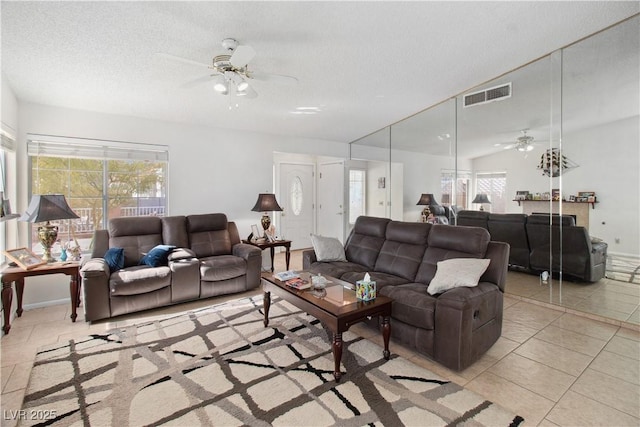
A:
355,280,376,301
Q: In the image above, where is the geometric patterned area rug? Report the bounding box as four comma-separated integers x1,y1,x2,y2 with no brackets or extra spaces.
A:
20,296,524,426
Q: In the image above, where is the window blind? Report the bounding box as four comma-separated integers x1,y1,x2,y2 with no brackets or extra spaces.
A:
1,133,16,151
26,134,168,162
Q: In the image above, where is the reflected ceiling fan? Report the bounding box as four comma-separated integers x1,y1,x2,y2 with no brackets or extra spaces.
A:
158,38,298,99
494,130,539,152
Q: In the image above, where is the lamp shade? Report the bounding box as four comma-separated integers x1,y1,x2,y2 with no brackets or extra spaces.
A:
19,194,79,223
251,193,283,213
472,193,491,204
416,193,439,206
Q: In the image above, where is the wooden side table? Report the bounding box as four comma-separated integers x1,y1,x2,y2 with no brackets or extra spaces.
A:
242,239,291,272
1,261,81,334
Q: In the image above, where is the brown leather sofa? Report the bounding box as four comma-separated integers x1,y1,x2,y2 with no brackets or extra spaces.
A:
457,210,607,282
303,216,509,371
80,213,262,321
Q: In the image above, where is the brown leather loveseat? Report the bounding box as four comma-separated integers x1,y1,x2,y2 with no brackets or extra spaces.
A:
303,216,509,371
80,213,262,321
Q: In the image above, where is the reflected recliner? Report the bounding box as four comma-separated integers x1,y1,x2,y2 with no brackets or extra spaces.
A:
456,210,607,282
526,214,607,282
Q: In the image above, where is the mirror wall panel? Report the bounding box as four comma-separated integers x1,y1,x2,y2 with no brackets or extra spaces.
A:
348,16,639,325
559,16,640,323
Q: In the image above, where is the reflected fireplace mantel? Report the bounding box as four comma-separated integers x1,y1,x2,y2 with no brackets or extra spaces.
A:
515,200,594,230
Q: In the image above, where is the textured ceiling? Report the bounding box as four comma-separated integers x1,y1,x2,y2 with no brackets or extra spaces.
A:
2,1,638,147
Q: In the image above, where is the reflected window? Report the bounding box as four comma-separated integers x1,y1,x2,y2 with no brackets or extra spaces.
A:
441,170,470,210
349,170,366,224
475,172,507,213
290,176,303,216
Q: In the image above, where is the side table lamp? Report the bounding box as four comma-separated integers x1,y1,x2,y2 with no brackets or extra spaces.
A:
471,193,491,211
416,193,439,222
19,194,79,263
251,193,283,238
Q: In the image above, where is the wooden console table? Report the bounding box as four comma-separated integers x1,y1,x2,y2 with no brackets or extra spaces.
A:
242,239,291,272
1,261,81,334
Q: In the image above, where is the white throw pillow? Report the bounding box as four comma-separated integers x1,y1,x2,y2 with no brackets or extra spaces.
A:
311,234,347,262
427,258,491,295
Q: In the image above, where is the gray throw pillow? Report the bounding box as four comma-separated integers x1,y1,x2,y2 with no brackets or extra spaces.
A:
427,258,490,295
311,234,346,262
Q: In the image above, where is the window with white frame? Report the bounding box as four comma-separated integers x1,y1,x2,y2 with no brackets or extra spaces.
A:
27,135,169,253
349,169,366,224
475,171,507,213
0,130,17,264
440,170,471,210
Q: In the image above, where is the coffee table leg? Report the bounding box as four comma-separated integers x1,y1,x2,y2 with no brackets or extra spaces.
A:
382,316,391,360
263,291,271,327
333,332,343,382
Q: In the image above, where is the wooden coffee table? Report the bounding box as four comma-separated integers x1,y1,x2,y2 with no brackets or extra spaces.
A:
262,272,391,381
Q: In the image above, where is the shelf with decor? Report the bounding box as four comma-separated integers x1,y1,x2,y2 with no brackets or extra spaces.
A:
513,199,597,209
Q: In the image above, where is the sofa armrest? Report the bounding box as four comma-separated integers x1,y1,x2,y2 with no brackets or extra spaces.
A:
233,243,262,289
434,282,503,370
233,242,262,260
168,248,196,261
80,258,112,322
168,252,201,302
302,249,317,269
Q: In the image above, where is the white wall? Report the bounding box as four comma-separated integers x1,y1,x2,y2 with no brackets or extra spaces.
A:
15,102,348,307
1,72,20,324
472,116,640,257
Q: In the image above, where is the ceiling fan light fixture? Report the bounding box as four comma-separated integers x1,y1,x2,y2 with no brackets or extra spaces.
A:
237,80,249,91
213,75,228,93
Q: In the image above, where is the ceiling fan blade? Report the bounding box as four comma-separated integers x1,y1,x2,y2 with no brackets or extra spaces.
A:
156,52,211,69
230,45,256,67
248,71,298,85
181,74,218,89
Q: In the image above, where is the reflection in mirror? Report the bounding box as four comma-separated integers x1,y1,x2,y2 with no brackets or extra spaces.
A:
347,16,638,326
558,16,639,324
389,99,458,223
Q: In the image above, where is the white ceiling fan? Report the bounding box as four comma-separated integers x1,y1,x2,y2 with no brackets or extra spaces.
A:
158,38,298,99
494,129,539,152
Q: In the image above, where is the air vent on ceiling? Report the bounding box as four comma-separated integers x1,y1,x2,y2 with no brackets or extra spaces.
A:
463,82,512,108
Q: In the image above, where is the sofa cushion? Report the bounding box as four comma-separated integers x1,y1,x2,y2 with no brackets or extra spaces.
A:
344,216,391,269
414,225,490,285
340,270,409,289
374,222,429,281
161,216,189,248
380,283,436,330
187,214,232,258
310,234,346,261
308,261,368,278
104,247,124,272
140,245,176,267
427,258,491,295
199,255,246,281
110,265,171,296
109,217,164,267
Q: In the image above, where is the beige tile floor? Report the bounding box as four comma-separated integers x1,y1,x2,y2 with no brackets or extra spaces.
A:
1,251,639,426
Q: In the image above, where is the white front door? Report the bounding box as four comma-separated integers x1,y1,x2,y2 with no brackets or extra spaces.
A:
279,163,315,250
317,161,345,243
